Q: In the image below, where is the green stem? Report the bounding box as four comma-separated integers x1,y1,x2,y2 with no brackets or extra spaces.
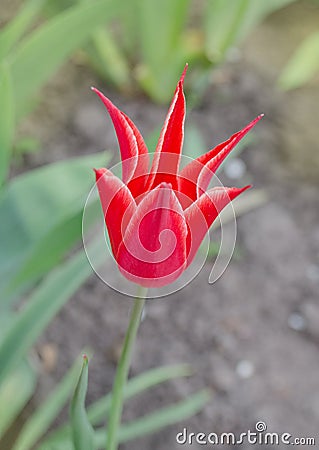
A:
106,285,147,450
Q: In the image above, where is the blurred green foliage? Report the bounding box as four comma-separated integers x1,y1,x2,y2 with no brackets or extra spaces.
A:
0,0,304,186
70,356,94,450
59,0,298,103
0,0,121,185
0,0,302,448
279,29,319,89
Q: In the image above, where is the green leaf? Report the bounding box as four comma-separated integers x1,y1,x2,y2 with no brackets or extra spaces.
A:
0,151,109,303
115,0,138,55
136,0,190,102
0,63,14,187
204,0,250,62
8,202,98,296
39,388,210,450
116,389,211,444
70,356,94,450
138,0,190,73
10,0,121,116
12,356,82,450
88,27,131,91
236,0,297,42
0,360,36,440
0,0,45,61
279,30,319,90
37,364,192,449
0,237,107,387
89,364,192,425
204,0,296,62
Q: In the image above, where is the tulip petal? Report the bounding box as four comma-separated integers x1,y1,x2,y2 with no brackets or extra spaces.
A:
185,185,250,266
147,65,187,191
179,115,263,204
94,168,136,256
117,182,188,287
92,88,149,192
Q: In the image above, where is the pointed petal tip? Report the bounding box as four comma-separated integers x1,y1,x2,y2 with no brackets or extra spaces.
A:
210,184,251,198
224,184,251,202
255,113,264,122
93,167,107,180
239,184,252,194
180,63,189,84
91,87,112,107
239,114,264,135
91,86,100,95
249,114,264,127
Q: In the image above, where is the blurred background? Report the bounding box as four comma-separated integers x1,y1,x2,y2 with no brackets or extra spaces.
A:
0,0,319,449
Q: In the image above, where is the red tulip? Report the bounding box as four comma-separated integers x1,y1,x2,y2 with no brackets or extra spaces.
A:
93,66,262,288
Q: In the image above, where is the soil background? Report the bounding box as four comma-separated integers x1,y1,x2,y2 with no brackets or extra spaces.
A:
8,2,319,449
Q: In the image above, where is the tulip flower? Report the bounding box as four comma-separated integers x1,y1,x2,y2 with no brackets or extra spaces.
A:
92,66,262,288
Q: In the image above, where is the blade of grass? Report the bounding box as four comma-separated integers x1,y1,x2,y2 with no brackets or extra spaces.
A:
205,0,250,62
136,0,190,102
205,0,296,63
235,0,297,42
116,0,138,55
88,28,131,92
138,0,190,73
38,388,210,449
116,389,211,444
89,364,192,424
37,364,192,448
70,355,94,450
12,356,82,450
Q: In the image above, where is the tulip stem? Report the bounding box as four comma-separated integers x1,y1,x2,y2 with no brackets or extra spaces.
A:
106,285,147,450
